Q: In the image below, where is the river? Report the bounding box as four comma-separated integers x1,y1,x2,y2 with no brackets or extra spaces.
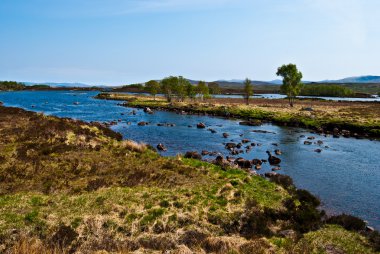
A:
0,90,379,229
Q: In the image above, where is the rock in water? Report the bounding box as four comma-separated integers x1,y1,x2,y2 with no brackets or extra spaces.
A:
184,151,202,160
157,143,167,151
266,151,281,165
197,122,206,129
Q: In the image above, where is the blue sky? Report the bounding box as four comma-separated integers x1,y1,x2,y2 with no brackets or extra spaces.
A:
1,0,379,85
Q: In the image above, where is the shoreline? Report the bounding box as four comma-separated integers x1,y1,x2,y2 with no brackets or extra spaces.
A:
95,93,380,140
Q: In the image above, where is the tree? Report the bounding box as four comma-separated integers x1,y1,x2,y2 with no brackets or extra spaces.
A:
208,82,221,96
243,78,253,105
176,76,190,102
160,76,191,102
196,81,209,101
160,76,177,102
186,82,197,100
145,80,160,100
276,64,303,107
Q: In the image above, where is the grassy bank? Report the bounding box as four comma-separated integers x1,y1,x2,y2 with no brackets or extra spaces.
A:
96,93,380,139
0,105,379,253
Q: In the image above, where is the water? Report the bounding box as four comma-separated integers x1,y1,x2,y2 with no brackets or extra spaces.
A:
1,90,379,229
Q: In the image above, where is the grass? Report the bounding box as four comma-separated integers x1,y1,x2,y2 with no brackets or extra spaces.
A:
0,105,379,253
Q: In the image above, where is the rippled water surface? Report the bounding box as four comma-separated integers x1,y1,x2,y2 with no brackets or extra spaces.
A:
1,91,379,229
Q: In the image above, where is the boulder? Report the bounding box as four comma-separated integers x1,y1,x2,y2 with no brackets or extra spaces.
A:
235,158,252,168
197,122,206,129
138,121,148,126
201,150,210,156
156,143,167,151
239,120,262,126
252,159,263,166
184,151,202,160
266,151,281,165
143,107,154,114
342,130,351,138
225,143,237,150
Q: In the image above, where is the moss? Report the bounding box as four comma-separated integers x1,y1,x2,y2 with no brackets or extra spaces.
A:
297,225,377,254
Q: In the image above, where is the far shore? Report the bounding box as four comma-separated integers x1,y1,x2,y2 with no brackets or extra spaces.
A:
95,92,380,139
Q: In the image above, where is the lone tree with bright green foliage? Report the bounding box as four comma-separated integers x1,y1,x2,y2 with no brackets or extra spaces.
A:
276,64,303,107
196,81,209,101
145,80,160,100
243,78,253,105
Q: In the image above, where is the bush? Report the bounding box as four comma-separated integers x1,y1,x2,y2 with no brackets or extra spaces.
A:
296,189,320,207
267,174,294,189
326,214,366,231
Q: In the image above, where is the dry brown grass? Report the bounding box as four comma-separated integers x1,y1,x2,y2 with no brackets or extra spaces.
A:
121,140,148,153
7,237,66,254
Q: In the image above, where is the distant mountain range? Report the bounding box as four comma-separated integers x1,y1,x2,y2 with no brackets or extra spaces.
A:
321,76,380,84
22,82,99,88
216,76,380,86
20,75,380,88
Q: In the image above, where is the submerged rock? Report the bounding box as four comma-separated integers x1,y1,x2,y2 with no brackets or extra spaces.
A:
208,128,217,133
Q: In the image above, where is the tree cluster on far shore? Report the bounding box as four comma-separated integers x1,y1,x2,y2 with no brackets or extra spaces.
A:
144,76,222,102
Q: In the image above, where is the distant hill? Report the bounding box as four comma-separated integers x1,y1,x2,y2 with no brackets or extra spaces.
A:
22,82,95,88
322,76,380,84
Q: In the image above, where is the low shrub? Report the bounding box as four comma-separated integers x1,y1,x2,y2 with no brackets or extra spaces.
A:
326,214,366,231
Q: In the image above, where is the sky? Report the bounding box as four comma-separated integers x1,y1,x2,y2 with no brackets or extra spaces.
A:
1,0,380,86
